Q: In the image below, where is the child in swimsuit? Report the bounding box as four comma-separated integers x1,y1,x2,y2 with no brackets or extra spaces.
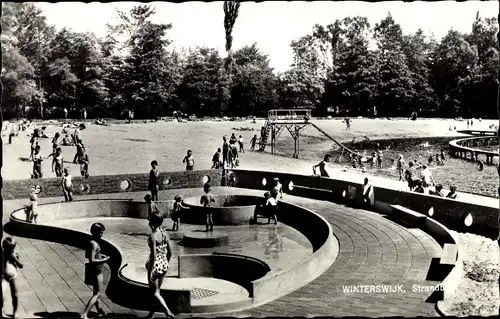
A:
183,150,194,171
78,148,89,178
144,194,160,220
61,168,73,202
2,237,23,319
271,177,283,199
32,145,44,179
51,132,60,153
24,193,39,223
81,223,109,319
172,195,188,231
200,183,215,232
211,149,222,169
51,147,64,177
148,160,159,201
313,154,331,177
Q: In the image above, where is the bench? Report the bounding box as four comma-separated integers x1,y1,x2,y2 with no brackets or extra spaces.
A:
390,205,427,227
292,185,333,200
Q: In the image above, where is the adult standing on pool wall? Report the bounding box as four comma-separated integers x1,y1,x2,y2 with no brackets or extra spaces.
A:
313,154,331,177
144,213,175,319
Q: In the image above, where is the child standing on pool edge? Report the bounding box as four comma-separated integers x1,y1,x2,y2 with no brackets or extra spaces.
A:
200,183,215,232
149,160,159,201
2,237,23,319
81,223,109,319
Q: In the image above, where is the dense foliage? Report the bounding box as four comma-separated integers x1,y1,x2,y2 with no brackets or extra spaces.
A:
2,3,498,119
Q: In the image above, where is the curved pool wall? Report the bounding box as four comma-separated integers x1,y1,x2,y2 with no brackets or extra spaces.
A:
6,197,338,313
182,195,257,225
3,167,497,238
230,169,499,239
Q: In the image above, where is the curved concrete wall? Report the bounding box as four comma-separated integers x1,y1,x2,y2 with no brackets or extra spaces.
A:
2,169,222,200
178,253,271,296
182,195,258,225
6,209,192,313
250,201,339,304
11,199,174,223
230,169,499,240
7,197,338,313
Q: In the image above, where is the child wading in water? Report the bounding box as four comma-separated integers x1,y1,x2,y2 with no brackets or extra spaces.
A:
62,168,73,202
24,193,39,223
145,194,160,220
200,183,215,232
81,223,109,319
251,192,278,225
172,195,188,231
2,237,23,319
183,150,195,171
148,160,159,201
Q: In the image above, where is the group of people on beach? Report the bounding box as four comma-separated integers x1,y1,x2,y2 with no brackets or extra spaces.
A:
28,123,89,182
397,154,457,199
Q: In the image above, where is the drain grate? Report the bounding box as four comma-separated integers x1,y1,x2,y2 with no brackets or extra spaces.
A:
191,287,219,299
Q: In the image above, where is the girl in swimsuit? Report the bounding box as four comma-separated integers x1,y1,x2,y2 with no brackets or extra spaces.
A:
145,213,175,319
2,237,23,319
81,223,109,319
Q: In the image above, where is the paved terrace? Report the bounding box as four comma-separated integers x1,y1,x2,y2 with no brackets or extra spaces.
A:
2,187,442,318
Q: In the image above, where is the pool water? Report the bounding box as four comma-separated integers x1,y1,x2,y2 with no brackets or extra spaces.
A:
49,217,313,281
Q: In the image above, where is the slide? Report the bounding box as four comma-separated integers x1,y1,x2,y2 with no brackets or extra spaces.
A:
309,122,363,157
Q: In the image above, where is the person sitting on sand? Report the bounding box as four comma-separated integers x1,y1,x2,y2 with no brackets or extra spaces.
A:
313,154,331,177
446,185,458,199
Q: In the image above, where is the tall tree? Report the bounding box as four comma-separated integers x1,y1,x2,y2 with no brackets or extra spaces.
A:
373,13,416,116
231,43,278,116
176,47,224,116
321,16,379,116
110,5,180,118
430,30,478,117
278,35,325,109
221,1,241,114
1,2,41,119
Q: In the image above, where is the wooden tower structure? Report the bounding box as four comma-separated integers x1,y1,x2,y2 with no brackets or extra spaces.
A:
259,109,312,158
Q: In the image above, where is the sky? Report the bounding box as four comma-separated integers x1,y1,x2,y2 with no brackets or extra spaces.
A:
35,1,499,73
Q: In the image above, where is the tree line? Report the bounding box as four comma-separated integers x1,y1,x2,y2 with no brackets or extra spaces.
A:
2,2,498,120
